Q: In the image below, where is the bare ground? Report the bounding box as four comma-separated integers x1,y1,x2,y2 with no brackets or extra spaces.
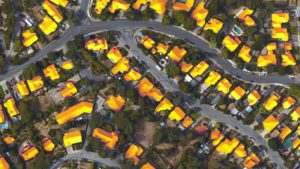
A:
134,121,156,148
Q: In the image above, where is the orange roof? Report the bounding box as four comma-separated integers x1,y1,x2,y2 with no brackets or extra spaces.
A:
267,42,277,51
63,131,82,147
272,28,289,41
0,105,4,124
111,57,131,75
194,124,208,135
282,96,296,109
92,128,119,149
105,95,125,112
155,98,174,112
109,0,130,13
257,53,277,67
56,102,94,124
180,61,193,73
125,144,144,165
238,45,252,63
272,13,289,28
43,64,60,80
234,144,247,157
292,139,300,149
173,0,194,12
16,81,29,96
168,46,186,62
244,16,256,27
263,93,281,111
222,36,241,52
107,46,122,63
279,126,291,142
243,153,260,169
182,116,193,128
60,81,77,98
151,48,156,54
85,38,108,52
262,115,279,132
156,43,169,54
22,30,38,47
238,8,254,21
204,18,224,34
141,162,155,169
210,128,224,146
4,136,14,145
216,138,239,154
137,78,154,97
247,90,261,106
132,0,150,10
149,0,168,15
204,71,221,87
4,98,19,117
189,61,209,77
281,51,296,66
27,75,44,92
147,88,163,102
281,42,292,51
217,78,232,94
50,0,68,7
124,68,142,81
94,0,110,14
42,137,55,152
230,86,245,101
140,35,155,49
291,106,300,121
39,15,58,35
21,145,39,161
62,61,73,70
190,1,208,27
43,0,63,23
169,107,186,121
0,156,9,169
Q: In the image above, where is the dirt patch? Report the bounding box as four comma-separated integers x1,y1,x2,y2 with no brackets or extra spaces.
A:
134,121,156,148
30,95,52,113
26,6,44,22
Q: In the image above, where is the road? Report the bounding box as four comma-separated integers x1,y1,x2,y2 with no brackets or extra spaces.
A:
124,32,286,169
48,151,120,169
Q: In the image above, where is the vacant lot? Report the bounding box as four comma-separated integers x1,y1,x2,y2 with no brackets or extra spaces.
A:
134,120,156,148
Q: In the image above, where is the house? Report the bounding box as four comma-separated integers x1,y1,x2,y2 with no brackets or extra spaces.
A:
167,46,186,62
137,78,154,97
190,1,208,27
4,136,14,145
210,128,224,146
0,106,5,124
230,86,245,101
111,57,131,75
182,116,193,128
279,126,291,142
156,43,169,54
109,0,130,13
50,0,68,7
94,0,110,14
62,61,73,70
92,128,119,149
216,138,239,154
132,0,150,10
272,28,289,41
204,18,224,34
217,78,232,94
140,35,155,49
141,162,156,169
27,75,44,92
189,61,209,78
291,106,300,121
237,8,256,27
243,153,260,169
85,38,108,52
124,68,142,81
21,145,39,161
56,102,94,125
16,81,29,96
272,13,289,28
107,46,123,63
125,144,144,165
0,156,9,169
39,15,58,35
147,88,163,102
42,137,55,152
257,42,277,67
222,36,241,52
195,124,208,135
43,0,63,23
234,144,247,157
238,45,252,63
149,0,168,15
43,64,60,80
4,98,19,117
155,98,174,112
60,81,77,98
262,115,279,132
173,0,194,12
281,51,296,66
292,139,300,149
180,61,193,73
282,96,296,109
105,95,125,112
63,131,82,147
264,92,281,111
247,90,261,106
204,71,221,88
22,30,38,47
169,107,185,121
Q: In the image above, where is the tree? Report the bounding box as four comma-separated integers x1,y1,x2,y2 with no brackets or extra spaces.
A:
173,11,188,25
162,15,171,25
183,18,196,31
178,80,190,93
19,100,32,124
208,158,220,169
0,85,5,99
124,8,140,21
23,63,38,79
13,37,23,52
165,62,180,78
268,138,280,151
141,6,155,21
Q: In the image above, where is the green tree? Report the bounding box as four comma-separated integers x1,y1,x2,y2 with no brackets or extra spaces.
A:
13,37,23,52
268,138,280,151
183,18,196,31
18,100,33,124
208,158,220,169
165,62,180,78
0,85,5,99
141,6,155,21
162,15,171,25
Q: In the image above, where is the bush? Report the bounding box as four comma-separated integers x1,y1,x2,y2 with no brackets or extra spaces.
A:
165,62,180,78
